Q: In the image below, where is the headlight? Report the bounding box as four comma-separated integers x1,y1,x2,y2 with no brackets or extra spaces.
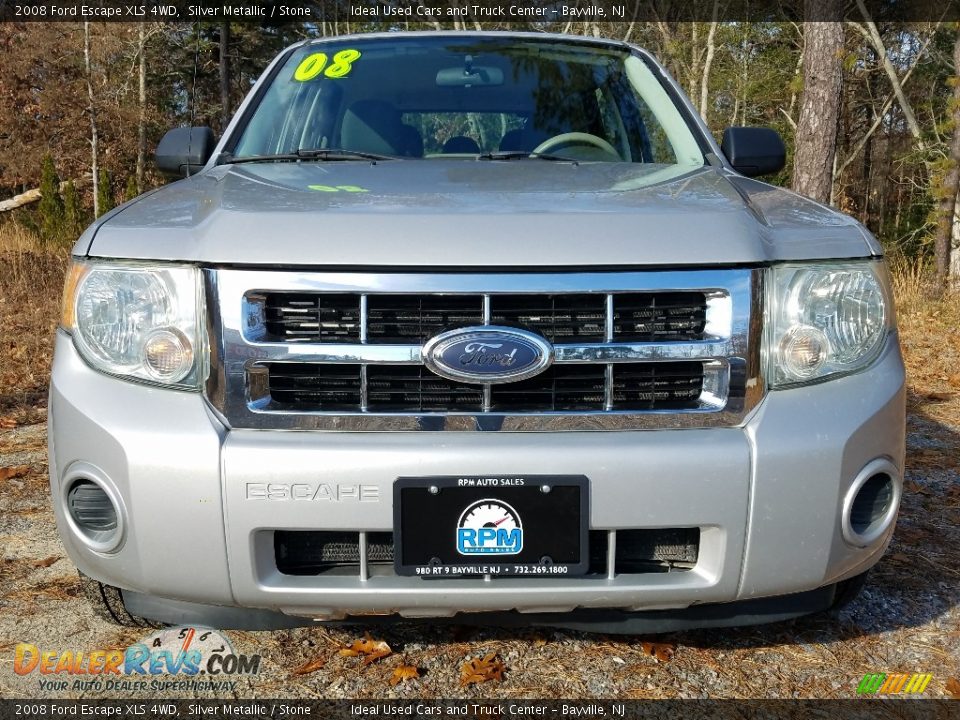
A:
767,261,893,387
61,260,206,389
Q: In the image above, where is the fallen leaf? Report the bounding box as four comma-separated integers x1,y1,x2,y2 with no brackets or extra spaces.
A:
33,556,60,568
903,480,932,496
459,653,505,686
889,553,911,563
0,466,29,481
0,417,16,429
924,391,955,402
640,641,675,663
947,677,960,699
291,657,326,675
949,374,960,389
339,634,392,666
389,664,420,685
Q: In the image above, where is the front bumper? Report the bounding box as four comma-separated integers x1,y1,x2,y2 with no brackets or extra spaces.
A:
48,330,906,622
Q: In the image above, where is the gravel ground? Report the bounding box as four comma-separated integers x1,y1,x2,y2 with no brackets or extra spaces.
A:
0,407,957,701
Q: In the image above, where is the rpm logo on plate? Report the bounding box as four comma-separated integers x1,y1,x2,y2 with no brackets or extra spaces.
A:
456,499,523,555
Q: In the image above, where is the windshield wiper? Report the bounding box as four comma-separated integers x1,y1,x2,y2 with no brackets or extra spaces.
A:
218,148,398,165
477,151,579,164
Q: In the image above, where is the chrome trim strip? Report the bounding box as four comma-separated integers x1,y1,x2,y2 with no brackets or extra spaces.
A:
227,270,745,295
358,531,369,581
222,339,737,366
604,364,614,411
604,294,615,342
359,294,368,343
607,530,617,580
604,294,614,411
360,365,369,412
207,269,761,431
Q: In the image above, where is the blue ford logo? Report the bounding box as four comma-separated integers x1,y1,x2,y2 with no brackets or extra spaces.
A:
422,326,553,384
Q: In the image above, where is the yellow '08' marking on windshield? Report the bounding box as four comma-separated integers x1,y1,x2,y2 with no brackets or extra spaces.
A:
294,49,361,81
308,185,369,192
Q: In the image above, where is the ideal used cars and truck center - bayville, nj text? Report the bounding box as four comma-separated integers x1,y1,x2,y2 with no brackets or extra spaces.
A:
49,31,905,634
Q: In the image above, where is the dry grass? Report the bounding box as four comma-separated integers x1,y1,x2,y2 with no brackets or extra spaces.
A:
0,224,68,423
891,260,960,432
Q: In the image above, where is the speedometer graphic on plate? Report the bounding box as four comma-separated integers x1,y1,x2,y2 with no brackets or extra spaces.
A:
456,499,523,555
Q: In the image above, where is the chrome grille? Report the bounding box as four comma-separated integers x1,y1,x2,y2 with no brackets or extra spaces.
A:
367,295,484,343
262,293,360,342
207,269,761,431
613,292,707,341
491,294,607,342
261,291,708,344
268,364,363,409
266,362,705,413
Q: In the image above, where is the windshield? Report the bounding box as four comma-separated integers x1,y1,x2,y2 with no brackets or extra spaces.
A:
231,36,705,166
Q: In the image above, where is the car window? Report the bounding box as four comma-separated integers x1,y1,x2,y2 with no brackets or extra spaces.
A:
400,112,527,155
232,36,705,166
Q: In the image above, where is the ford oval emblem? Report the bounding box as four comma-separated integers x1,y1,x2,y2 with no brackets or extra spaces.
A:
422,326,554,384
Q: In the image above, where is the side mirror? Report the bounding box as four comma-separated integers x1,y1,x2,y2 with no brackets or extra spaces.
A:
720,127,786,178
155,127,216,177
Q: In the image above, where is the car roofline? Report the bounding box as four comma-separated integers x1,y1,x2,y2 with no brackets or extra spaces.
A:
294,30,638,52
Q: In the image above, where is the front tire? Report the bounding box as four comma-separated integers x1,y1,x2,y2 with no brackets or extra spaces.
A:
829,571,870,615
78,571,162,628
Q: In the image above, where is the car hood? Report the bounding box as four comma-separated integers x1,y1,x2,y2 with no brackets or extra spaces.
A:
84,161,877,267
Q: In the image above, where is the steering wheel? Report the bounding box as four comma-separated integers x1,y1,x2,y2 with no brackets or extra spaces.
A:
532,132,621,161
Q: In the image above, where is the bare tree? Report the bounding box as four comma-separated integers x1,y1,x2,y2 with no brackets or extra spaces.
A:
835,28,935,179
849,1,926,151
136,22,147,194
792,4,844,204
84,22,100,217
219,22,231,129
698,2,720,118
933,31,960,289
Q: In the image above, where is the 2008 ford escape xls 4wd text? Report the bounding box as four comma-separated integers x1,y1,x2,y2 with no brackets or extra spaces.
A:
50,32,905,632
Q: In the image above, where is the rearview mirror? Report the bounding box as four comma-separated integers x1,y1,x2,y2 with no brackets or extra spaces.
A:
436,66,504,87
155,127,216,178
720,127,786,178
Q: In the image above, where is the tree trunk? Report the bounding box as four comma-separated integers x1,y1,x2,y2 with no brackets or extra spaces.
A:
136,22,146,195
219,22,231,129
688,23,700,100
952,200,960,284
0,176,91,213
933,30,960,289
792,8,844,204
84,22,100,218
699,4,719,119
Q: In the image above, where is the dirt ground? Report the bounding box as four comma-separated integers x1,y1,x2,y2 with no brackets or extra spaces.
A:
0,241,958,700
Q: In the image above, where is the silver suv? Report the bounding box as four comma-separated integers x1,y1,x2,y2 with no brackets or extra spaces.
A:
51,32,904,632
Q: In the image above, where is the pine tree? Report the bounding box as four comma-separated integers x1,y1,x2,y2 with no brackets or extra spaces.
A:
96,167,114,216
124,175,138,203
37,155,65,243
62,179,83,240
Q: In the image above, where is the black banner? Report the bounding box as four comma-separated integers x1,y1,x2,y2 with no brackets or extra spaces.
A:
1,0,959,23
0,700,959,720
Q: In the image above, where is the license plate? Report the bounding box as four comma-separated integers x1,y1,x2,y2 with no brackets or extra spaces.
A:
393,475,589,577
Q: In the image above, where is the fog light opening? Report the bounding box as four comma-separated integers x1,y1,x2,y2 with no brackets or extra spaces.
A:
842,459,901,547
63,471,125,553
